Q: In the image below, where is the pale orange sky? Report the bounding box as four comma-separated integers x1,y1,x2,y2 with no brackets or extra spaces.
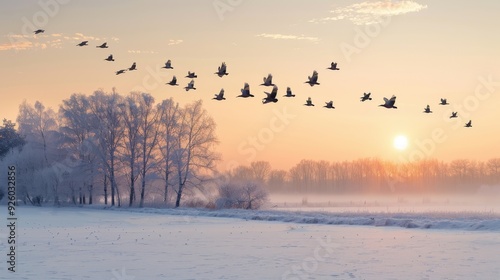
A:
1,0,499,170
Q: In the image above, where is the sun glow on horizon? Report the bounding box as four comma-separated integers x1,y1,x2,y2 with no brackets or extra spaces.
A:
394,135,409,151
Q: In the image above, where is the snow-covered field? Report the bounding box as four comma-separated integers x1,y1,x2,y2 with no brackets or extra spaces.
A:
2,206,500,280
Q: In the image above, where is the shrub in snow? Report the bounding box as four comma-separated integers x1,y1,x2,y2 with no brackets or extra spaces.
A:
215,182,268,210
184,198,208,208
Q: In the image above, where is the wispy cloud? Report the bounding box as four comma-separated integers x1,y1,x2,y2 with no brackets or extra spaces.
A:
310,0,427,25
168,39,183,46
128,50,158,54
0,40,33,51
1,33,120,51
256,33,319,42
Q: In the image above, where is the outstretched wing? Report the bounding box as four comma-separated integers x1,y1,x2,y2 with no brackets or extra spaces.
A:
270,85,278,98
389,96,397,106
266,74,272,83
311,71,318,83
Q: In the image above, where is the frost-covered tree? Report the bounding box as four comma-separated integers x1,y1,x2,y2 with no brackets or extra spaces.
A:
172,100,219,207
59,93,98,204
16,101,64,205
135,92,161,208
216,182,268,210
156,98,180,204
121,93,142,206
0,119,25,159
17,100,59,166
88,90,125,206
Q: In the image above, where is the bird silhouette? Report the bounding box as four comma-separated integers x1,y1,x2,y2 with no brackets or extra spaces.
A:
237,83,254,98
304,97,315,106
186,71,197,78
305,70,320,86
360,92,372,102
261,74,275,86
283,87,295,97
449,112,458,118
379,95,397,109
184,79,196,91
262,85,278,104
439,98,449,105
324,101,335,109
423,105,432,113
77,41,88,46
33,29,44,34
213,89,226,101
162,60,173,69
215,62,228,77
166,76,178,86
128,62,137,71
327,62,340,70
465,120,472,127
96,42,108,48
115,69,126,75
104,54,114,61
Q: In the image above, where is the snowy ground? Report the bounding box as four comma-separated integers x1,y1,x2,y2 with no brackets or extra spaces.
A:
1,206,500,280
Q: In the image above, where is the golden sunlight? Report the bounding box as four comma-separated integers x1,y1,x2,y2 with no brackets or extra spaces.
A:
393,135,409,151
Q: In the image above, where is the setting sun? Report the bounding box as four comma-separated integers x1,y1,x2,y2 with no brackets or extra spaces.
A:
394,135,409,150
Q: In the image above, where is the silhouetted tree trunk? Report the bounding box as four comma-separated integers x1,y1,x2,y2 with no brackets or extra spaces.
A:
104,174,108,205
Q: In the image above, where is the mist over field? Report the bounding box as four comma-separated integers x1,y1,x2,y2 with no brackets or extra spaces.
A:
1,0,500,279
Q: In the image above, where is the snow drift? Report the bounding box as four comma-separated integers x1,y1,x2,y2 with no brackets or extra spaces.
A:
108,207,500,231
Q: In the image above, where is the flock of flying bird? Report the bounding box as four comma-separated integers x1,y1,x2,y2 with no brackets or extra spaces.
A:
33,29,473,128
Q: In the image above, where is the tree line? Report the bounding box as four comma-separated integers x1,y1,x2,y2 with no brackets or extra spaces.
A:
226,158,500,194
0,90,219,207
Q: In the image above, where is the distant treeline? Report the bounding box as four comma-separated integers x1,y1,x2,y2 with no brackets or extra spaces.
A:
226,158,500,194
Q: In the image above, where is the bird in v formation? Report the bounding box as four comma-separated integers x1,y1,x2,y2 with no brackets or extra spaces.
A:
35,29,473,127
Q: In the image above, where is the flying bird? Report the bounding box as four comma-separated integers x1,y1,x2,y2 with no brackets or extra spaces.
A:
213,89,226,101
77,41,88,46
283,87,295,97
116,69,126,75
304,97,315,106
423,105,432,113
184,79,196,91
104,54,114,61
167,76,178,86
449,112,458,118
262,85,278,104
324,101,335,109
33,29,44,34
261,74,275,86
379,95,397,109
327,62,340,70
215,62,228,77
360,92,372,102
162,60,173,69
305,70,320,86
128,62,137,71
465,120,472,127
439,98,449,105
96,42,108,48
186,71,197,78
237,83,254,98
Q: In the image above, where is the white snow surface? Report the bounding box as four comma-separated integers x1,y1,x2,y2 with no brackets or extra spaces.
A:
117,207,500,231
1,206,499,279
